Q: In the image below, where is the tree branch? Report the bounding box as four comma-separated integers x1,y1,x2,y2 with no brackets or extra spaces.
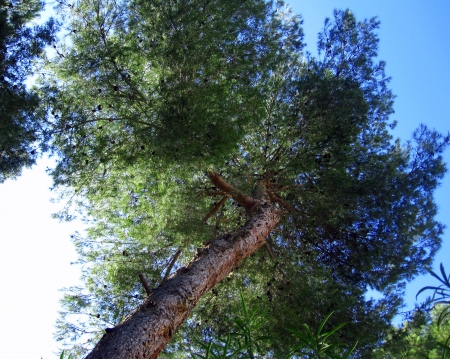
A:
138,273,152,296
267,189,298,213
162,249,182,282
264,238,290,281
202,195,228,223
207,171,257,212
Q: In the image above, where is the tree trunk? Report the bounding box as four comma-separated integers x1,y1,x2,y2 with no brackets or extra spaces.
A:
85,174,281,359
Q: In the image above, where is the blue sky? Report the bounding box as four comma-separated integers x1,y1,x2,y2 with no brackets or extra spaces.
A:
0,1,449,358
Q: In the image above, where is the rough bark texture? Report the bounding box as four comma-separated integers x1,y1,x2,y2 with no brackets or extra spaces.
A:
85,174,280,359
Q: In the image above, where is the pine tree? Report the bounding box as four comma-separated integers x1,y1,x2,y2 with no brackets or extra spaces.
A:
0,0,56,182
373,306,450,359
42,1,448,358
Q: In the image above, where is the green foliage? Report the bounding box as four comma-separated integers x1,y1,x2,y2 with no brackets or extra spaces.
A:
286,312,357,359
0,0,56,182
60,350,74,359
418,263,450,358
194,334,244,359
192,292,278,359
417,264,450,329
373,264,450,359
43,0,303,185
191,294,356,359
373,307,450,359
41,2,449,357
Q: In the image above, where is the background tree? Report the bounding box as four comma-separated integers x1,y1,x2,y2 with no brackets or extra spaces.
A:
42,1,448,357
373,306,450,359
0,0,55,182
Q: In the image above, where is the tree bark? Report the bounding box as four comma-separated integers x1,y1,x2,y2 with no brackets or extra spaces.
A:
85,173,281,359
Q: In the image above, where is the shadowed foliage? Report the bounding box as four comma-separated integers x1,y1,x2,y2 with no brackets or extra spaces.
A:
0,0,56,182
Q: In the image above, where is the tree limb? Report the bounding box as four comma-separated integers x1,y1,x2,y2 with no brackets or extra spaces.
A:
264,238,291,282
138,273,152,296
162,249,182,282
202,195,228,223
267,189,298,213
207,171,257,213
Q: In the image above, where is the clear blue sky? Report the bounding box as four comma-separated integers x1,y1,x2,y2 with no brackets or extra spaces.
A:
0,1,449,358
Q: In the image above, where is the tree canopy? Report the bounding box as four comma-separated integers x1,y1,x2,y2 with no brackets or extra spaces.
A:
0,0,55,182
31,0,449,357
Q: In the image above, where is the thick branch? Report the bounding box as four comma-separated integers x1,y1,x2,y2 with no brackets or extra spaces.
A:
207,171,257,212
85,201,281,359
138,273,152,296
